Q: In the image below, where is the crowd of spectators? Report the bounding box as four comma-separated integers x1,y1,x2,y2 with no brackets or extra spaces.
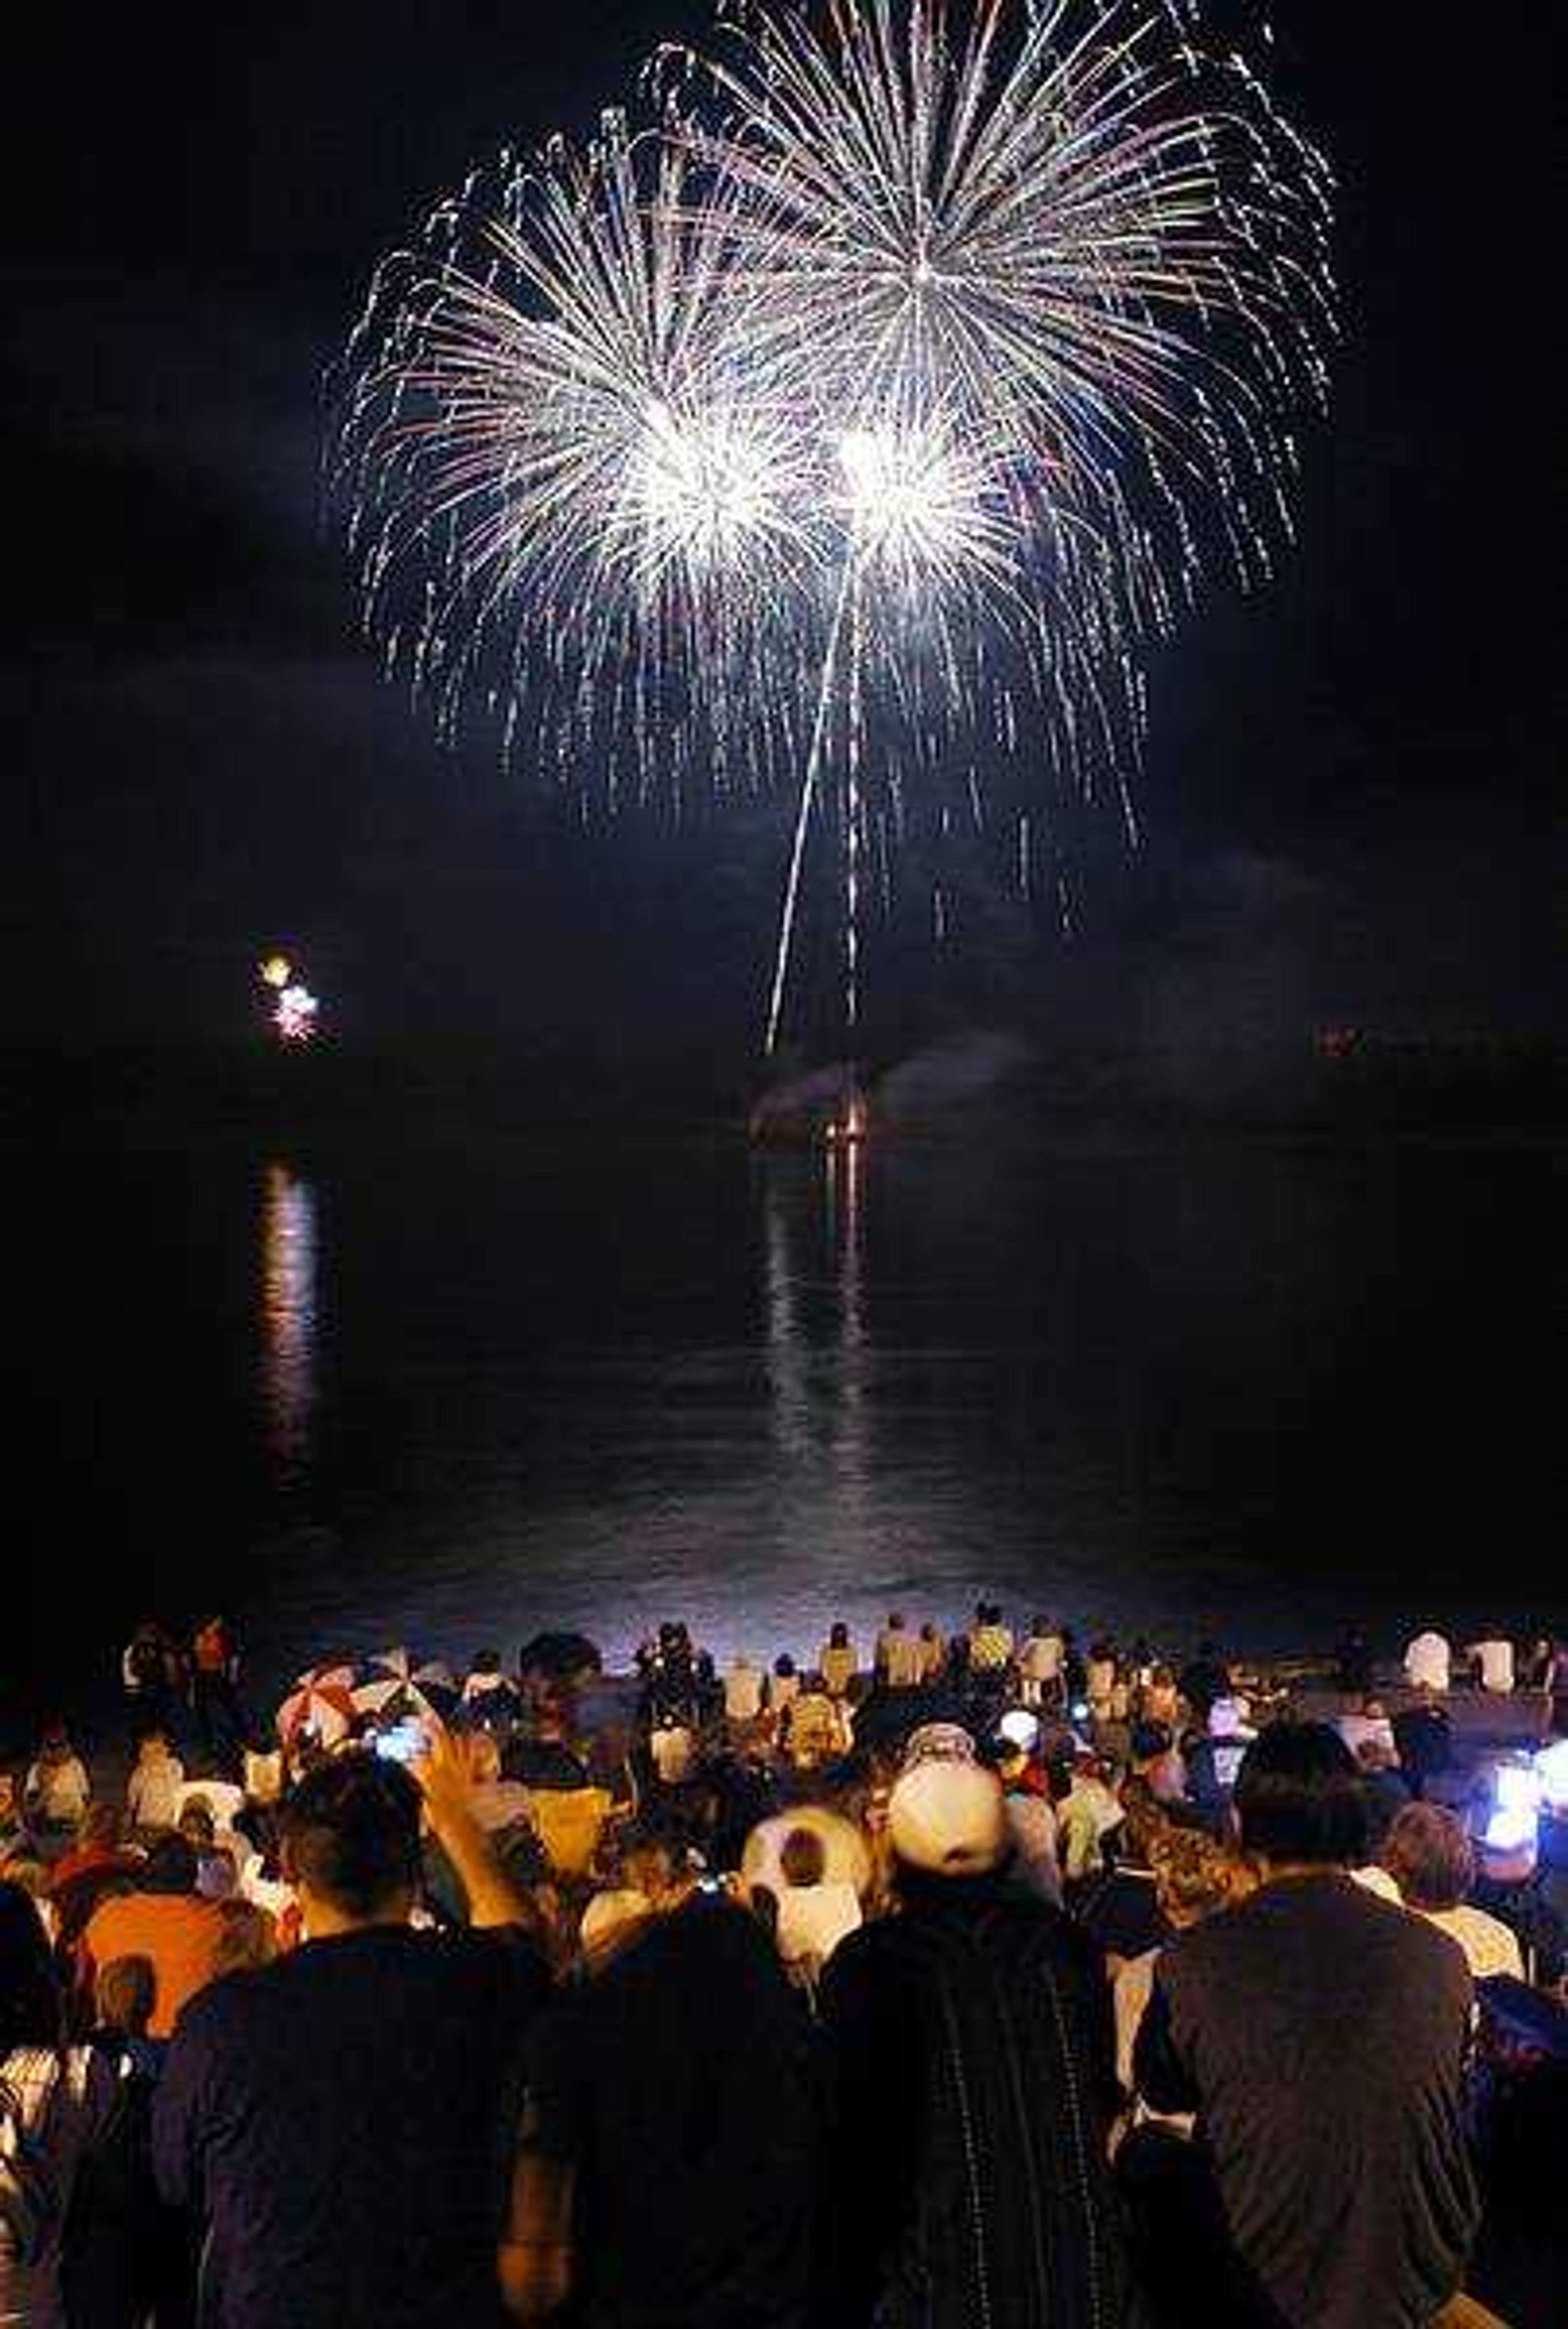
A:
1,1605,1565,2327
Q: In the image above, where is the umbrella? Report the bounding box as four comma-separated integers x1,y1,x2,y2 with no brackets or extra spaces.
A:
351,1676,441,1723
297,1663,357,1694
366,1649,458,1709
519,1631,602,1682
276,1674,357,1750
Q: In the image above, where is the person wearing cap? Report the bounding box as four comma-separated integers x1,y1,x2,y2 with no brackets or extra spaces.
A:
816,1757,1132,2328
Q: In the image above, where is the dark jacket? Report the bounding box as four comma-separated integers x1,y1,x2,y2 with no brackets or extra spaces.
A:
818,1867,1134,2329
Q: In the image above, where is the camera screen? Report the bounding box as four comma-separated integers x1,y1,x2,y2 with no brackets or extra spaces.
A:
374,1719,425,1765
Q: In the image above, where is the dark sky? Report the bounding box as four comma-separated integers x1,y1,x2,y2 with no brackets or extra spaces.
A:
10,2,1562,1080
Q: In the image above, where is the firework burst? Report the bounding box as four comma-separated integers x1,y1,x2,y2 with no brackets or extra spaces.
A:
335,0,1334,1047
335,120,820,800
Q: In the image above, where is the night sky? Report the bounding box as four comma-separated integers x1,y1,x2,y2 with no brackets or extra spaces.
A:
11,2,1562,1086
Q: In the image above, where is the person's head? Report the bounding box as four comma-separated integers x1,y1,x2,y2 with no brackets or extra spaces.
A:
888,1761,1007,1881
140,1835,200,1897
1356,1737,1400,1776
37,1723,73,1765
532,1694,571,1744
886,1611,905,1633
0,1881,62,2051
1150,1663,1175,1691
178,1801,216,1852
470,1648,501,1677
901,1722,977,1773
80,1803,123,1853
1031,1614,1051,1637
973,1600,989,1623
1232,1722,1367,1871
1383,1803,1474,1914
1129,1720,1174,1768
615,1825,693,1910
279,1756,422,1936
94,1952,155,2038
920,1622,939,1643
579,1888,655,1968
137,1731,170,1764
1149,1829,1252,1930
779,1825,827,1890
1207,1697,1253,1742
774,1653,796,1678
212,1899,279,1977
829,1622,850,1649
1114,1777,1169,1869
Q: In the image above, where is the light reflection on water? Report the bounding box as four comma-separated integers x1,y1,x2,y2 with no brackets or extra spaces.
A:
205,1130,1562,1690
259,1162,316,1475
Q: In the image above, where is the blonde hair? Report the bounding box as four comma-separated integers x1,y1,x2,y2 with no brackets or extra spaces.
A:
1149,1828,1249,1926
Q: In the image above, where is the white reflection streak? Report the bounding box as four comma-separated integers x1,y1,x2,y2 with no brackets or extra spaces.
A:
261,1163,317,1472
827,1136,869,1517
763,1173,811,1460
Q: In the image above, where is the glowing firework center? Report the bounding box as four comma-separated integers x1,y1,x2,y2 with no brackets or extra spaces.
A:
630,401,785,576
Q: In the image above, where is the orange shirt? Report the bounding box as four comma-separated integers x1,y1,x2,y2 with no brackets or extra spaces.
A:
83,1892,227,2037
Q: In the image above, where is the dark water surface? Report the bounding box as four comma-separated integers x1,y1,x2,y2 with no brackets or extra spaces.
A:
11,1127,1565,1717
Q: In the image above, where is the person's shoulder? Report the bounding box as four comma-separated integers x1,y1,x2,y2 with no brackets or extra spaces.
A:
1448,1902,1517,1951
439,1920,554,2005
84,1890,145,1945
819,1904,909,1993
166,1959,274,2059
1157,1881,1273,1983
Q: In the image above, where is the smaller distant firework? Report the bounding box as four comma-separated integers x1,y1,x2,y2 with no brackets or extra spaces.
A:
259,954,321,1044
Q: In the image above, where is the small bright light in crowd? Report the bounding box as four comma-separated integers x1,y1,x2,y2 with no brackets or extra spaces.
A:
999,1709,1039,1750
261,954,292,989
1534,1739,1568,1811
1493,1763,1544,1815
1482,1805,1537,1854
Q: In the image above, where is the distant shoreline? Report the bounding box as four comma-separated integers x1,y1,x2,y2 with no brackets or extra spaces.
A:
2,1032,1564,1146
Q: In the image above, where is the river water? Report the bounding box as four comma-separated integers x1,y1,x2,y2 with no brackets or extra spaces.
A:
11,1126,1564,1720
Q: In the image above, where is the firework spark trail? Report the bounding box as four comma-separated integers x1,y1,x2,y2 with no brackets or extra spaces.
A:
336,0,1333,1056
764,556,858,1056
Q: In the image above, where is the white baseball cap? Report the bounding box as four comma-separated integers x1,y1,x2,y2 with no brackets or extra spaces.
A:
889,1760,1007,1877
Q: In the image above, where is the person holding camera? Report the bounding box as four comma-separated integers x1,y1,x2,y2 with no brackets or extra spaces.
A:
153,1729,550,2328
